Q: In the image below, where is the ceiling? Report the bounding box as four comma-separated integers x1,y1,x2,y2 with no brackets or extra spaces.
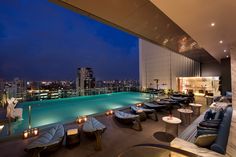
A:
151,0,236,61
50,0,218,63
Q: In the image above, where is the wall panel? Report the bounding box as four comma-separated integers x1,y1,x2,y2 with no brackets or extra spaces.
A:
139,39,200,90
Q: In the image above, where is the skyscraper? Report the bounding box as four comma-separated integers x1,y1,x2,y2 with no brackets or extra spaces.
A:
14,78,26,98
76,67,95,94
0,78,5,97
5,78,26,99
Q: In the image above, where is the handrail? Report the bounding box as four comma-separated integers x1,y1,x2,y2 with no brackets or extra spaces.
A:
118,143,200,157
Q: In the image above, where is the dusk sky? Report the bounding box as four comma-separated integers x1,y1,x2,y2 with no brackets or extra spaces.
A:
0,0,139,81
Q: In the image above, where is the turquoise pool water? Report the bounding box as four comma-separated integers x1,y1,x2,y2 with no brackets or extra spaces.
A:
4,92,149,136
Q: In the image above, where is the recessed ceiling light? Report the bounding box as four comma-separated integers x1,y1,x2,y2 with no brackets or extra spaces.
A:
224,49,227,52
219,40,223,44
211,23,215,27
226,55,229,58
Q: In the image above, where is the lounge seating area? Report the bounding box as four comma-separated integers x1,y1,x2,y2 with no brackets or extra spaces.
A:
174,101,233,155
0,94,234,157
1,0,236,156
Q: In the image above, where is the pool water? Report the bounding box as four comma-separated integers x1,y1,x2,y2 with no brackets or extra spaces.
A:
3,92,149,136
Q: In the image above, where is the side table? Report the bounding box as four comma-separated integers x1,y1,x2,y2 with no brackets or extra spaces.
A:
66,128,80,146
177,108,193,125
162,116,181,136
189,103,202,116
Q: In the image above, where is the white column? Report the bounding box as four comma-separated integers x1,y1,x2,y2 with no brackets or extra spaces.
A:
227,45,236,156
231,46,236,108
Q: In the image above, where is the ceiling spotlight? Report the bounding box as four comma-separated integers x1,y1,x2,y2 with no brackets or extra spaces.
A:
219,40,223,44
211,23,215,27
224,49,227,52
226,55,229,58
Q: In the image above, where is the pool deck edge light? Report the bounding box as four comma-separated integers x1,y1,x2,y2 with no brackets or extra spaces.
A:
105,110,114,116
76,116,88,124
0,125,4,133
23,128,39,139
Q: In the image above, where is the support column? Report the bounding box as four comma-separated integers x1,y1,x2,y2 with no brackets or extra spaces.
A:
227,46,236,156
231,47,236,108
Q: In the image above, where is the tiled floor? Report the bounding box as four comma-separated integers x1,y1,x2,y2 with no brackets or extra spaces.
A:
0,107,203,157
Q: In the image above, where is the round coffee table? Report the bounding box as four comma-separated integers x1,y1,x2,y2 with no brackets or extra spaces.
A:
162,116,181,136
189,103,202,116
177,108,193,125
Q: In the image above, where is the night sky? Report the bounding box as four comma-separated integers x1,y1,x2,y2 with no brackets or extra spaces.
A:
0,0,139,81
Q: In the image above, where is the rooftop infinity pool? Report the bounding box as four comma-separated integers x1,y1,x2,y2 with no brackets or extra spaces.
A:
1,92,149,137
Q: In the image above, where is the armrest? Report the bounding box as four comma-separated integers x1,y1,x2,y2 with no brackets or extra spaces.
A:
171,138,224,157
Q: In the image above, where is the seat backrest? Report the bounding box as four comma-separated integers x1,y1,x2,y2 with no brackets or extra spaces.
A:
210,106,233,154
26,124,64,150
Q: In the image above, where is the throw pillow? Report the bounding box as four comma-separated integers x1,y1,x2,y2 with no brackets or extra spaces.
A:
195,134,217,147
214,109,224,120
204,119,221,123
197,126,218,131
204,110,216,120
196,129,218,137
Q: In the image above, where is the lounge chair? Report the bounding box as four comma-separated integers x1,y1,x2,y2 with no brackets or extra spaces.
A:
170,96,189,104
114,111,142,131
144,101,174,114
144,102,166,110
158,98,182,108
82,117,106,150
131,106,158,121
172,93,195,103
25,124,65,157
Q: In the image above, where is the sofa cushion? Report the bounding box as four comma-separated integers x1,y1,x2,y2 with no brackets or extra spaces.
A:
195,134,217,147
214,109,224,120
199,121,220,129
219,97,230,103
204,119,221,124
203,110,216,120
210,102,229,111
197,126,218,131
196,129,218,137
210,106,233,154
179,114,205,143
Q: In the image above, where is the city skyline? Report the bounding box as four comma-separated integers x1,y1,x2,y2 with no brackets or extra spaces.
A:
0,0,139,81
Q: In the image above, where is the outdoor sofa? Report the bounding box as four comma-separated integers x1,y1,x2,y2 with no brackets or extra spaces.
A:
175,103,232,155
